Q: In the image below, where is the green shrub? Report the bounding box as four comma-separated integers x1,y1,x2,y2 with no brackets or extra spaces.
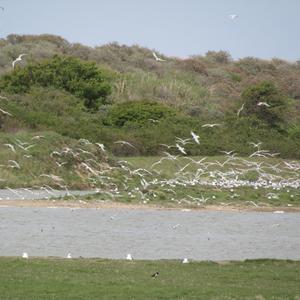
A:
104,100,177,128
0,55,113,110
241,81,288,128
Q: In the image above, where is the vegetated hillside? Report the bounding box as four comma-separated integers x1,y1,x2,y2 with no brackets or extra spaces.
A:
0,34,300,158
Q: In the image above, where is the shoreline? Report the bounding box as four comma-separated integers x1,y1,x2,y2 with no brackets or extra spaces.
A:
0,199,299,212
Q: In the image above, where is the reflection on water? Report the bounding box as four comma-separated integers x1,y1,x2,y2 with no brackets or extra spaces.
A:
0,207,299,260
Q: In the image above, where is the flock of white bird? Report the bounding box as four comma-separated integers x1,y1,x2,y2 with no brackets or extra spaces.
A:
0,12,299,264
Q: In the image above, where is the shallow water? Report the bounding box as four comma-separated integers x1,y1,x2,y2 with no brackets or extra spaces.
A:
0,207,299,260
0,188,96,200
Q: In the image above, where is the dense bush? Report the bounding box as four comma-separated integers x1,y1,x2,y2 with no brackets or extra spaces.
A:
103,100,177,128
241,81,289,128
0,55,113,110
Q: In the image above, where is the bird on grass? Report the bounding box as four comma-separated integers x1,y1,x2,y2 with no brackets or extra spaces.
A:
151,272,159,278
22,252,29,259
12,54,27,68
126,254,133,260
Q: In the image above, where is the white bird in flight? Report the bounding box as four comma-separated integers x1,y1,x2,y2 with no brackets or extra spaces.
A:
12,54,27,68
257,102,270,107
152,52,166,62
237,103,245,116
176,143,187,155
95,143,105,152
0,107,12,116
191,131,200,144
202,123,221,128
229,14,238,20
114,140,136,148
4,143,16,153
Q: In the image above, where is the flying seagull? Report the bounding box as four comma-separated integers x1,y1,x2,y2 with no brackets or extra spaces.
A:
152,52,166,62
191,131,200,144
114,141,136,148
0,107,12,116
237,103,245,116
176,143,187,155
257,102,270,107
229,14,238,20
12,54,27,68
201,123,221,128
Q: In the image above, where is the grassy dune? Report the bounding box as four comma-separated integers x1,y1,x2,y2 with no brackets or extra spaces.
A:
0,258,299,299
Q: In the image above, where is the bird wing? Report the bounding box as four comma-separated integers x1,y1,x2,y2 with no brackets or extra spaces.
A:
152,52,159,60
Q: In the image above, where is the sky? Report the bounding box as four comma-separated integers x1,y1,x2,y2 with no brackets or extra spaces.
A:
0,0,299,61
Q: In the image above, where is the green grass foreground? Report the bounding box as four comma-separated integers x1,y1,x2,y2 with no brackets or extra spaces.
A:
0,258,299,299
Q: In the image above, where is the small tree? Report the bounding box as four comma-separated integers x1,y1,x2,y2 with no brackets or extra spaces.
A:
241,81,287,128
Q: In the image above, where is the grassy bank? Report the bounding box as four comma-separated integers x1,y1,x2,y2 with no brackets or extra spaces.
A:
1,131,299,207
0,258,299,299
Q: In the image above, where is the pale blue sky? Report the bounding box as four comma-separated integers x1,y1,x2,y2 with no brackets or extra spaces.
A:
0,0,299,61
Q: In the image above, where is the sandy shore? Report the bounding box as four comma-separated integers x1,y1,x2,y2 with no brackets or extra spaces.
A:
0,199,299,212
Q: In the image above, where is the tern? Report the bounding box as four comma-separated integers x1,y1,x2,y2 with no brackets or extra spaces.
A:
152,52,166,62
202,123,221,128
126,254,133,260
191,131,200,144
176,143,187,155
4,143,16,153
229,14,238,20
67,253,72,259
114,141,136,148
95,143,105,152
12,54,27,68
237,103,245,116
22,252,29,259
257,102,270,107
0,107,12,116
182,258,189,264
